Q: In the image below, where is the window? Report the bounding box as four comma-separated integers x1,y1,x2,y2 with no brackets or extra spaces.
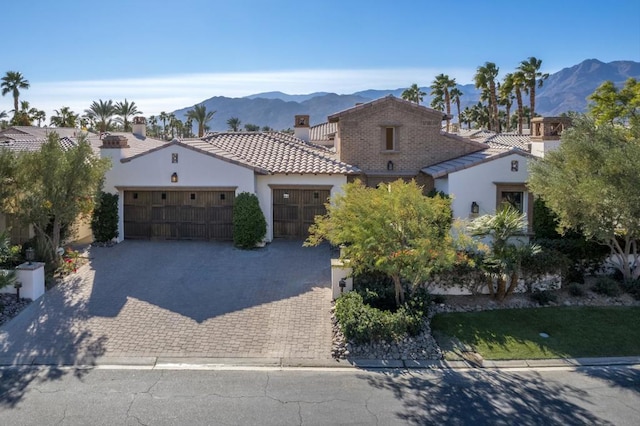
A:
190,193,196,200
385,127,395,150
495,183,533,232
220,193,226,200
161,192,167,200
172,153,178,163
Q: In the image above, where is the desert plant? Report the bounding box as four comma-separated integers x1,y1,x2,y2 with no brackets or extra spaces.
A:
567,282,586,297
592,277,621,297
529,289,558,305
91,191,119,243
232,192,266,249
621,279,640,300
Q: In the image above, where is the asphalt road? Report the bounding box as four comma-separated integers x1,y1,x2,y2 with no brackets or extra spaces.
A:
1,365,638,425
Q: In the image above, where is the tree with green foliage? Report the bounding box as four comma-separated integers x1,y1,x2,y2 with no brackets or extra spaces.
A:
10,133,111,262
468,206,541,300
91,192,119,243
588,78,640,126
244,123,260,132
430,74,457,131
518,56,549,120
449,87,463,129
401,83,425,105
227,117,241,131
305,180,456,306
85,99,115,132
474,62,500,131
50,106,79,128
115,99,142,132
186,104,216,137
1,71,30,120
232,192,267,249
529,113,640,282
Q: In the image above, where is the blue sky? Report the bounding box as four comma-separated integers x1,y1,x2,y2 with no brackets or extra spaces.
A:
3,0,639,118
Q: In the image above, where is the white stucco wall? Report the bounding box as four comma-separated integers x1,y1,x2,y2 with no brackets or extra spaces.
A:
447,153,531,221
102,144,257,242
256,174,348,241
530,140,561,158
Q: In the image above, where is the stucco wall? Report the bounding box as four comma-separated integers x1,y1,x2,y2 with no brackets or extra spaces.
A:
103,144,257,242
447,153,531,220
256,174,348,241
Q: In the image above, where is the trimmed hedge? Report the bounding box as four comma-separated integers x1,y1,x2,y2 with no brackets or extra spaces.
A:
233,192,267,249
91,192,119,242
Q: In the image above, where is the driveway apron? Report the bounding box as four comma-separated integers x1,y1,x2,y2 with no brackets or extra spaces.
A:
0,241,334,364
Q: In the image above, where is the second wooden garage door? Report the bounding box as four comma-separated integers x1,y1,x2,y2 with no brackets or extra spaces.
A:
123,190,234,240
272,187,330,239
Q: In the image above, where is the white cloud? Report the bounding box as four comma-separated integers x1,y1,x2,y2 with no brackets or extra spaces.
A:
1,68,475,120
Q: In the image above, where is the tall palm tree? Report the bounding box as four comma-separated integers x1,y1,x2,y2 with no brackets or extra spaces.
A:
430,74,457,132
499,73,516,132
33,110,46,127
474,62,500,131
84,99,115,132
227,117,241,131
115,99,142,132
401,83,426,105
184,117,194,137
470,102,491,129
1,71,30,119
511,71,527,135
449,87,463,130
518,56,549,120
148,115,158,137
50,106,79,128
168,113,177,139
158,111,169,139
460,107,473,130
186,104,216,137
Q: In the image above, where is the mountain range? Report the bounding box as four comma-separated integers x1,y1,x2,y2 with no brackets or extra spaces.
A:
173,59,640,132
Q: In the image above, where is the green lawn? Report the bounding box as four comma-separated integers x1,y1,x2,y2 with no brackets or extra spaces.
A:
431,306,640,360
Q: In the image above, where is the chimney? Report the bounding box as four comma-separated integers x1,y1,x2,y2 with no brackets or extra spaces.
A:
294,114,310,142
101,135,130,149
132,116,146,138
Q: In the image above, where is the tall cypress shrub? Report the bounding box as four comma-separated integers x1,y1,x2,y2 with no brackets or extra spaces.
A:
91,192,119,242
233,192,267,249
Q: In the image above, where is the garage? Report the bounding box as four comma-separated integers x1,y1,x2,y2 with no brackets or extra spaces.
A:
123,189,235,240
272,187,331,239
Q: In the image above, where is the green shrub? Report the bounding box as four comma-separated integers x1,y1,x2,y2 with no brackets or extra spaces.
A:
353,271,396,311
592,277,621,297
91,192,119,242
567,282,586,297
232,192,266,249
529,289,558,305
334,292,424,343
621,279,640,300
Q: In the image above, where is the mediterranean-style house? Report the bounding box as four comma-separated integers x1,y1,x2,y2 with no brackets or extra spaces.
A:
1,96,567,244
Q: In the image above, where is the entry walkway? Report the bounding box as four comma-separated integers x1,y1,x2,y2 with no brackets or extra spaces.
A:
0,241,334,365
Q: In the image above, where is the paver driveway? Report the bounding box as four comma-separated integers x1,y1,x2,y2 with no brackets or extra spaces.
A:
0,241,334,365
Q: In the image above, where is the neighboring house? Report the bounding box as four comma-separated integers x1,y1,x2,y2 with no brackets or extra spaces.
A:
101,120,358,242
0,126,103,244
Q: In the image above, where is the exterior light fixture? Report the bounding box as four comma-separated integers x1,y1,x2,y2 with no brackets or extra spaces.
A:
171,172,178,183
339,277,346,293
471,201,479,214
511,160,519,172
25,247,35,265
387,160,394,171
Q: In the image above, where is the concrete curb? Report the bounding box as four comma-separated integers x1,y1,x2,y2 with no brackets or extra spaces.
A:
1,356,638,370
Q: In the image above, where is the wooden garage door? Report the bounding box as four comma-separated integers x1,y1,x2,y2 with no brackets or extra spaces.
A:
123,190,235,240
272,187,330,239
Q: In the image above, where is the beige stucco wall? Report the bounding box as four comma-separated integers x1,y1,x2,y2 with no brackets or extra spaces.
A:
103,144,257,242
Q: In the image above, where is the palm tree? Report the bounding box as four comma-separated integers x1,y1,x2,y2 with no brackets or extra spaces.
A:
84,99,115,132
430,74,456,131
159,111,169,139
401,83,426,105
184,118,194,137
459,107,473,129
168,113,177,138
33,110,46,127
115,99,142,132
1,71,30,119
511,71,527,135
186,104,216,137
227,117,241,131
449,87,463,130
518,57,549,120
470,102,491,129
50,106,79,128
474,62,500,131
499,74,516,132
